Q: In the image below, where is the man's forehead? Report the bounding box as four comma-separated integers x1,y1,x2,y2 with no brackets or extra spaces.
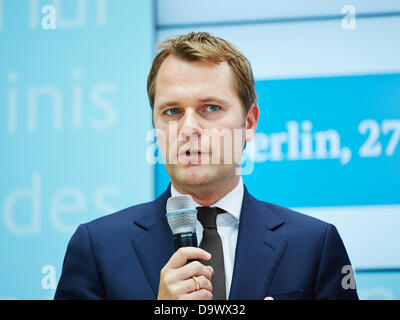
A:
160,55,229,72
157,56,233,86
155,57,237,108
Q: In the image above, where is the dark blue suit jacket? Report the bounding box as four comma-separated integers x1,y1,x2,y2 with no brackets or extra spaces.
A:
54,184,358,300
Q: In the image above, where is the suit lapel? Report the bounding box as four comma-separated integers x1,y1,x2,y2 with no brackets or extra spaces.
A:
229,186,287,300
131,184,175,298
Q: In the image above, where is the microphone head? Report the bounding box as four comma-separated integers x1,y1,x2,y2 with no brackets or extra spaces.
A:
166,195,197,235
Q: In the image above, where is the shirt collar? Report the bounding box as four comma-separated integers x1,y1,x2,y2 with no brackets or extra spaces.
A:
170,176,244,222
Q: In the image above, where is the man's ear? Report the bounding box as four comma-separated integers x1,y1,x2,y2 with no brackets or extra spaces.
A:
245,103,259,142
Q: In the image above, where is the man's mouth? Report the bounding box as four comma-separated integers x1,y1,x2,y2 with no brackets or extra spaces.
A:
179,147,205,156
185,150,201,156
177,149,209,163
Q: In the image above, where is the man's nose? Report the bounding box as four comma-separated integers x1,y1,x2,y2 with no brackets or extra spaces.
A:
178,108,202,141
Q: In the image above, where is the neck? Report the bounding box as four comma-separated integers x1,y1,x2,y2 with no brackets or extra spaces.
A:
172,175,241,207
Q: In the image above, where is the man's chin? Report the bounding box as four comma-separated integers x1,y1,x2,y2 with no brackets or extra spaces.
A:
172,166,216,187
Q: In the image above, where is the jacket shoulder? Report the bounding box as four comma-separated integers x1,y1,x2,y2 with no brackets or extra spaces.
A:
268,201,327,225
80,198,159,234
255,197,332,236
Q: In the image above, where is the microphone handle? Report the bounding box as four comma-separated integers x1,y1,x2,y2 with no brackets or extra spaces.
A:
173,232,198,264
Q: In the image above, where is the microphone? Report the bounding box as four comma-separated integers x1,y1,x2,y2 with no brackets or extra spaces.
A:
166,194,198,250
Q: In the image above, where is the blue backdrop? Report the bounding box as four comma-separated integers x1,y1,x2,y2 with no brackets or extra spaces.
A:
0,0,154,299
1,0,399,300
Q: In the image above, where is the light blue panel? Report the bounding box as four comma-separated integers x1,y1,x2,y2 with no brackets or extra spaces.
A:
157,0,400,26
356,271,400,300
0,0,154,299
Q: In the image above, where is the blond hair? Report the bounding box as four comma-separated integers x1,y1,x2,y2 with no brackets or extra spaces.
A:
147,32,257,118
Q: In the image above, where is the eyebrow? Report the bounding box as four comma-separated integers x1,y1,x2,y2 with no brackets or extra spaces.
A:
156,96,229,110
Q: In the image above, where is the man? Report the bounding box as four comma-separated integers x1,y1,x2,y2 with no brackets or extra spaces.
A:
54,32,358,300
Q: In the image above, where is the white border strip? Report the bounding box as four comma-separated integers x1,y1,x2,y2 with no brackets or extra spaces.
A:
290,204,400,269
157,16,400,80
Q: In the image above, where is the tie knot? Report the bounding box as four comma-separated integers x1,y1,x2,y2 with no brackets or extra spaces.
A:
196,206,225,229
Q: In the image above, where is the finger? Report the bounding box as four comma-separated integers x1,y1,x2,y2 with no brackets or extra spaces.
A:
166,247,211,269
182,288,213,300
181,275,213,293
207,266,214,276
178,260,213,280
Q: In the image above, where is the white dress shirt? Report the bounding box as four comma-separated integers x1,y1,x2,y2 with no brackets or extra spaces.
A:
170,176,244,298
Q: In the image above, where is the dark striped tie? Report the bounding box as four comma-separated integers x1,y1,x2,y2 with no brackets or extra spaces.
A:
196,206,226,300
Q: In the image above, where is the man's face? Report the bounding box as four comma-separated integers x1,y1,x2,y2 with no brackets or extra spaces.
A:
153,55,256,190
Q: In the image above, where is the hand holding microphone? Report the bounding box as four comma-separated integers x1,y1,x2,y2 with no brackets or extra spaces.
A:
157,195,214,300
157,247,214,300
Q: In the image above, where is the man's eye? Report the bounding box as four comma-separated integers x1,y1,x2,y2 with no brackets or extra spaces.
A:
165,108,180,115
205,105,220,112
